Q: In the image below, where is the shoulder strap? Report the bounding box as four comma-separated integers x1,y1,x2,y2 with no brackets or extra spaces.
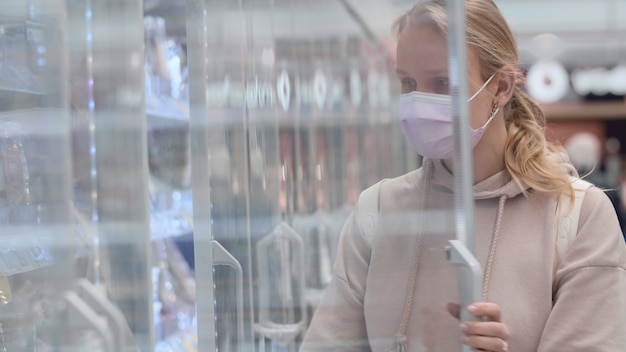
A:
556,178,593,259
356,180,385,245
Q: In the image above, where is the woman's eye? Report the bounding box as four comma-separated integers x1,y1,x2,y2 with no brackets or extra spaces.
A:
400,79,416,93
433,78,449,94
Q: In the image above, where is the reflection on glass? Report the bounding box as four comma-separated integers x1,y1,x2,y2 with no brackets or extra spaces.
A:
292,211,333,307
255,222,306,350
0,123,30,207
187,1,411,351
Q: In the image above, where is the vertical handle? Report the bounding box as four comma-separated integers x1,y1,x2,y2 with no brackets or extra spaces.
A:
75,278,133,352
446,1,483,350
63,291,115,352
446,241,483,322
255,223,306,346
0,270,12,304
212,240,245,351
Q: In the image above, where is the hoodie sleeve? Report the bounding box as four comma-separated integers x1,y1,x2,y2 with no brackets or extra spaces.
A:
300,212,373,351
538,187,626,351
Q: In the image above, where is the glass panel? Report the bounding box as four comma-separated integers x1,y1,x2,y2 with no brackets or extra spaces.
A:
68,0,152,350
0,0,78,350
142,3,197,350
186,0,451,351
2,1,623,352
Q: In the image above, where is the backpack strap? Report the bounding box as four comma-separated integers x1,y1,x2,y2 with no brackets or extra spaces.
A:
556,177,593,259
356,180,386,245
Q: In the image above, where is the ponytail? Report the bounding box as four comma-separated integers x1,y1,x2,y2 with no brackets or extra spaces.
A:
503,87,574,202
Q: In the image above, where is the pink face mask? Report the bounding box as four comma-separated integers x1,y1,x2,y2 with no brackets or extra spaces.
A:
399,74,498,160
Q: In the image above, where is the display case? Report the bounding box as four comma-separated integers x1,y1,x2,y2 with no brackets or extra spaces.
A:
0,0,110,350
1,0,488,351
187,0,473,351
0,0,468,351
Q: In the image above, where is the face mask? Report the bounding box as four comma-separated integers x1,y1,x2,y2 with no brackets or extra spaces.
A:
399,73,499,159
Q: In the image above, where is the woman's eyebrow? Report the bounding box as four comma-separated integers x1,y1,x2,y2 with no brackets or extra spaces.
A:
396,68,448,76
425,68,448,75
396,68,410,76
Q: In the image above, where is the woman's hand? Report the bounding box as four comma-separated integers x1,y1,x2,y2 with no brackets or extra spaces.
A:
447,302,511,352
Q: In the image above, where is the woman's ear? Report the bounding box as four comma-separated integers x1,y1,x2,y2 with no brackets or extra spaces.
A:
495,66,516,106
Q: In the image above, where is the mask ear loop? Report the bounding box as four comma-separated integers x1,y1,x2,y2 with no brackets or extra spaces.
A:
468,72,497,102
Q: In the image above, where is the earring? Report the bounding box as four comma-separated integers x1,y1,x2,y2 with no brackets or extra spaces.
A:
489,103,499,119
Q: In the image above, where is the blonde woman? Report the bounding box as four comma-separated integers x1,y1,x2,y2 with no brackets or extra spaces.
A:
301,0,626,351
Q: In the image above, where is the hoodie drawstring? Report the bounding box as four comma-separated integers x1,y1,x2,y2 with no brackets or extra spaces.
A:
482,195,507,301
389,161,507,351
388,161,434,352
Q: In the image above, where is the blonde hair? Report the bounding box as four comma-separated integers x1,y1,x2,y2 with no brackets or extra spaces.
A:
393,0,574,200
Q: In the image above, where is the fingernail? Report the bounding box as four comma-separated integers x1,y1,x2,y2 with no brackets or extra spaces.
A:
468,305,479,314
460,323,469,332
460,335,470,343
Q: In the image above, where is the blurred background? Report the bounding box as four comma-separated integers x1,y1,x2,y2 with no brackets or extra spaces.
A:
0,0,624,351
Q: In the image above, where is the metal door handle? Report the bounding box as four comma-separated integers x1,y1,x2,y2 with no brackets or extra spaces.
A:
212,240,245,350
63,291,115,352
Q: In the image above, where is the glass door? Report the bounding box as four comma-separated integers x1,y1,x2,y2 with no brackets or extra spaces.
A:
186,0,454,351
67,0,153,349
0,0,112,350
0,0,479,351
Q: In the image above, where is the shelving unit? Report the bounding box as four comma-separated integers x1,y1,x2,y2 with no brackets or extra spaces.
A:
544,101,626,121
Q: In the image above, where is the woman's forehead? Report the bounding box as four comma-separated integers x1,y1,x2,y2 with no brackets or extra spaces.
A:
396,25,481,78
396,25,448,73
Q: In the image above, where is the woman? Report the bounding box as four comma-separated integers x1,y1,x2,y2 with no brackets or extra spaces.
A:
301,0,626,351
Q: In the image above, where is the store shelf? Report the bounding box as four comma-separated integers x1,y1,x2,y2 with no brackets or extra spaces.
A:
146,95,188,123
0,232,54,277
0,205,91,280
0,63,45,95
149,186,193,241
150,209,193,241
544,101,626,121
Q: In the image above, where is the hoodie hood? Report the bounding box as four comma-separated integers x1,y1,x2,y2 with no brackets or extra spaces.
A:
425,151,578,200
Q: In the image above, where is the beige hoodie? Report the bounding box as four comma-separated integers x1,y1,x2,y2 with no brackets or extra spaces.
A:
302,157,626,351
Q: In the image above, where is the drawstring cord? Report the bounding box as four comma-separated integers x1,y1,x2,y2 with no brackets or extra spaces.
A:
482,195,507,302
388,161,433,352
388,162,507,351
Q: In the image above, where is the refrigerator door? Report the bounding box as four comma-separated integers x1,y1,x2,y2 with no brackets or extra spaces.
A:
0,0,480,351
0,0,101,350
186,0,466,351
